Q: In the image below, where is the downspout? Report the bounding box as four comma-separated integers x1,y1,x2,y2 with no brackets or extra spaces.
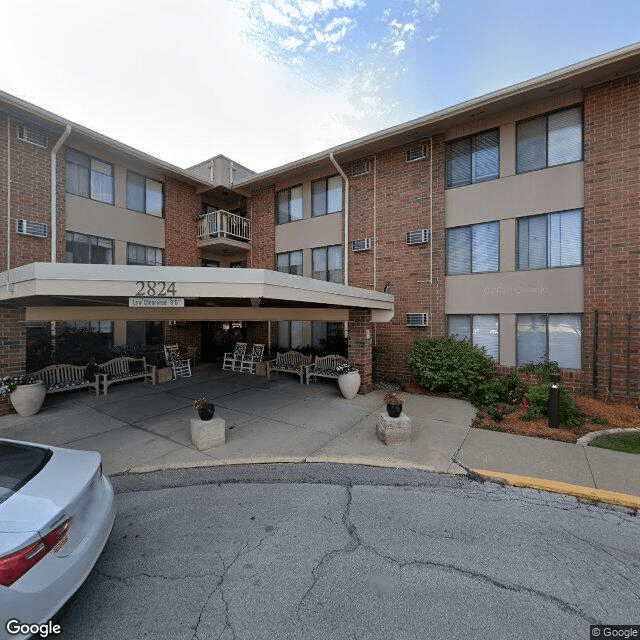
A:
329,152,349,285
50,125,72,263
6,117,11,274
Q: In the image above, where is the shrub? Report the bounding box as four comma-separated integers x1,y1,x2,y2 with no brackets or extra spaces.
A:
407,337,498,406
520,362,582,426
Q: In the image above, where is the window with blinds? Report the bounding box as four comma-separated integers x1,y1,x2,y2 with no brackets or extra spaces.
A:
447,315,499,361
446,129,499,188
276,250,303,275
517,209,582,270
516,105,582,173
517,314,582,369
277,185,303,224
446,221,500,275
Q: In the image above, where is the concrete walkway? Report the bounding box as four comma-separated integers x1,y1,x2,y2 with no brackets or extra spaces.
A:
1,364,639,508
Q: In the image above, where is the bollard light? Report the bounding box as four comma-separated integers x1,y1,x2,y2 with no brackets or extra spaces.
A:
548,373,560,429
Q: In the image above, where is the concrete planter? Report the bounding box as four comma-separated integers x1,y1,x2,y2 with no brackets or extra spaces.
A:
10,381,46,416
338,371,360,399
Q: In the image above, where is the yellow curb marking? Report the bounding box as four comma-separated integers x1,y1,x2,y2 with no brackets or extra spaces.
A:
473,468,640,510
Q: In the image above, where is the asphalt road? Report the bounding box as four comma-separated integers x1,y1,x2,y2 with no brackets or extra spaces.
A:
56,464,639,640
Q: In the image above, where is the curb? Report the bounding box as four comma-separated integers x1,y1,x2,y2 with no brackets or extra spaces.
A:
472,468,640,510
577,427,640,446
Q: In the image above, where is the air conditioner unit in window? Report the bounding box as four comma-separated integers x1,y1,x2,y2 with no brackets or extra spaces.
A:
16,124,48,149
406,228,430,245
16,219,48,238
406,145,428,162
406,313,429,327
352,237,372,252
352,160,370,176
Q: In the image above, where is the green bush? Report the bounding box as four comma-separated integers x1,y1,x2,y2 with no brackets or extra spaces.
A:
407,337,498,406
520,362,582,426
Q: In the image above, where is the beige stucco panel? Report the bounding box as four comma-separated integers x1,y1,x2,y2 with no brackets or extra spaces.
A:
66,194,165,249
275,214,343,253
445,162,584,227
445,267,583,314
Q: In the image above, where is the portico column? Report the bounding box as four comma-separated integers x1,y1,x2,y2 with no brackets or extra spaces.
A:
348,308,373,394
0,306,27,415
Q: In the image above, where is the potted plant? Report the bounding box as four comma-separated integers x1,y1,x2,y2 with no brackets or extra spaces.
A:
0,375,46,417
336,364,361,400
193,398,215,421
383,390,404,418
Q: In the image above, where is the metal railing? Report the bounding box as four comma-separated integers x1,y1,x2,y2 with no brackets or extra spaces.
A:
197,210,251,243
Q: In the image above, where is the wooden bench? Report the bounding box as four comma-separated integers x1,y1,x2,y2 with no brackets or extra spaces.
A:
31,364,101,396
266,351,312,384
99,356,155,395
305,355,349,385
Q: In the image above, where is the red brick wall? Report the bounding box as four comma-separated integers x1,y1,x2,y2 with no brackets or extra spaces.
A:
345,137,446,379
164,177,201,267
583,72,640,396
248,186,276,269
0,119,63,270
0,307,27,415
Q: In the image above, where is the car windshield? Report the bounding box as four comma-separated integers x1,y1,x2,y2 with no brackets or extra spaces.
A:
0,442,52,505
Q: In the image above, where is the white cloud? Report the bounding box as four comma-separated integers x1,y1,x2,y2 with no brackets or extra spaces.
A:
281,36,304,50
392,40,406,55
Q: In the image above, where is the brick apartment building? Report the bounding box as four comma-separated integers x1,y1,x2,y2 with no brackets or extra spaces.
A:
1,43,640,413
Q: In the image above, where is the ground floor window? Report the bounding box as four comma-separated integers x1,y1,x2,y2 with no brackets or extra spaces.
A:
277,321,344,351
447,315,499,361
126,321,164,346
516,314,582,369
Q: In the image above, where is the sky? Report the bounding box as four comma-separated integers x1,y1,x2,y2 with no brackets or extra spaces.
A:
1,0,640,173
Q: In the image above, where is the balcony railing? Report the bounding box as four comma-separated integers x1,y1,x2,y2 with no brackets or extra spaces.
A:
197,210,251,244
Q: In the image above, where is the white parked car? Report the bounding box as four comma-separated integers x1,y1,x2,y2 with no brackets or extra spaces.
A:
0,438,115,640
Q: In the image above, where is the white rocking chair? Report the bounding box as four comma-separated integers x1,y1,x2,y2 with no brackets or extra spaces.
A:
164,344,192,378
222,342,247,371
240,344,265,374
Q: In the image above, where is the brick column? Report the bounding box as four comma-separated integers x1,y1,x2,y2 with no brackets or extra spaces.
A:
348,309,373,394
0,306,27,415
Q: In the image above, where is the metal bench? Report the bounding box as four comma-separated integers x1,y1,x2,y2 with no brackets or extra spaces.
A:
305,355,349,385
266,351,312,384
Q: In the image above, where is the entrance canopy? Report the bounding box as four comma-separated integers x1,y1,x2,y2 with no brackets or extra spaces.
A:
0,263,394,323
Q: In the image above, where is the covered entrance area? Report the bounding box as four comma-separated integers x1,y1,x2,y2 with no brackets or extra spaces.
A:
0,262,394,403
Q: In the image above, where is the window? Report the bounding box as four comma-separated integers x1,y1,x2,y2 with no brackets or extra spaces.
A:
312,322,343,348
202,259,220,267
446,221,499,275
517,209,582,270
446,129,499,188
64,320,113,335
312,175,342,216
516,106,582,173
312,245,343,283
277,185,303,224
127,172,164,216
276,250,303,276
66,149,114,204
127,243,164,266
66,232,113,264
278,321,305,350
448,315,499,361
517,314,582,369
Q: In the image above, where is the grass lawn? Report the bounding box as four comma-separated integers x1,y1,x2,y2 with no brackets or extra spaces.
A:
592,431,640,454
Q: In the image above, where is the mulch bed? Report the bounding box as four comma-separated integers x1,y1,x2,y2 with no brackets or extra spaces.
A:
400,378,640,444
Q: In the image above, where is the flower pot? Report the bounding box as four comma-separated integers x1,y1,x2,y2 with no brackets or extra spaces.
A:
10,381,46,417
197,404,215,421
386,404,402,418
337,371,361,400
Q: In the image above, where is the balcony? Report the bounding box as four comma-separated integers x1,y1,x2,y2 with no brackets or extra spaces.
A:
196,210,251,252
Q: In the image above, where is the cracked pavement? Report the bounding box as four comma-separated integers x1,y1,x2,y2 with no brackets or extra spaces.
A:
56,464,639,640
